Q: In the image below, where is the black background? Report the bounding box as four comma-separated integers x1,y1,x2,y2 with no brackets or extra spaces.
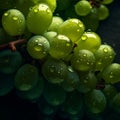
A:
0,0,120,120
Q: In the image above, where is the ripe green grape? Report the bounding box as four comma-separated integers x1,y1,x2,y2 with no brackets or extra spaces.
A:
48,16,64,32
97,5,109,20
75,31,101,53
58,18,85,43
62,91,83,115
27,35,50,59
31,0,57,12
71,49,95,71
2,9,26,36
49,34,73,59
42,58,68,84
61,66,80,92
77,72,97,93
43,82,66,106
26,3,53,35
75,0,92,16
0,50,22,74
0,73,14,96
84,89,106,114
16,76,44,101
15,64,39,91
101,0,114,4
102,63,120,84
102,84,118,102
94,44,116,71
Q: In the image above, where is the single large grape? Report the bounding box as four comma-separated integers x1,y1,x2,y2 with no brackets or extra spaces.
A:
43,82,66,106
0,50,22,74
16,76,44,101
75,31,101,53
2,9,26,36
94,44,116,71
26,3,53,35
102,63,120,84
58,18,85,43
75,0,92,16
15,64,39,91
27,35,50,59
71,49,96,71
84,89,106,114
42,58,68,84
49,34,73,59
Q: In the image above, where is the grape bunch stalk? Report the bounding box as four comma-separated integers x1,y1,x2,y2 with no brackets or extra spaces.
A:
0,0,120,120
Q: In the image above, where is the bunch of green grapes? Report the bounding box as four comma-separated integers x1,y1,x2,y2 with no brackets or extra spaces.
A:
0,0,120,120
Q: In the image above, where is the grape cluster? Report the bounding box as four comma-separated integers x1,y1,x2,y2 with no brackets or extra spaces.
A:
0,0,120,120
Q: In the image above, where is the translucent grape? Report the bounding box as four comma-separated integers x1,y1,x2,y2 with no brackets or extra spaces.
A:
75,31,101,53
58,18,85,43
43,82,66,106
26,3,53,34
27,35,50,59
2,9,26,36
15,64,39,91
71,49,95,71
94,44,116,71
101,0,114,4
49,34,73,59
0,50,22,74
97,5,109,20
42,58,68,84
84,89,106,114
75,0,92,16
102,63,120,84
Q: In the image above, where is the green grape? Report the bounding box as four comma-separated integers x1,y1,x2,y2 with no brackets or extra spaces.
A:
110,93,120,112
26,3,53,35
16,76,44,101
58,18,85,43
77,72,97,93
75,0,92,16
84,89,106,114
43,82,66,106
0,73,14,96
94,44,116,71
102,63,120,84
49,34,73,59
2,9,26,36
71,49,95,71
0,50,22,74
75,31,101,53
43,31,57,42
42,58,68,84
31,0,57,12
27,35,50,59
102,84,118,102
15,64,39,91
97,5,109,20
63,91,83,115
81,8,99,31
61,66,80,92
101,0,114,4
48,16,64,32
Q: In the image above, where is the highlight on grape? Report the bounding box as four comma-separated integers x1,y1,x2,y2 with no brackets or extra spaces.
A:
1,0,120,120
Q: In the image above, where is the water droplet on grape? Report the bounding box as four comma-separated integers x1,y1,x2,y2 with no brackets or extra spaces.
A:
34,9,38,13
81,35,87,41
46,9,51,14
103,48,108,53
109,75,113,79
66,43,70,47
87,62,90,65
34,43,43,51
76,60,80,63
109,55,113,59
79,23,83,28
4,12,9,16
13,16,18,21
83,54,87,57
97,62,102,65
77,29,80,32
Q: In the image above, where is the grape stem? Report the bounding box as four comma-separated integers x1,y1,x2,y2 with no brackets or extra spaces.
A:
0,39,26,51
89,0,103,7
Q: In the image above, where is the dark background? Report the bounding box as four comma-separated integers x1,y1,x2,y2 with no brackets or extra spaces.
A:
0,0,120,120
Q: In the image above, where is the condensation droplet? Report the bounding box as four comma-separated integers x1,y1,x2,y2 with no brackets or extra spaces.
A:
79,23,83,28
77,29,80,32
103,48,108,53
13,16,18,20
83,54,87,57
97,62,102,65
66,43,70,47
109,75,113,79
46,9,51,14
4,12,9,16
81,35,87,41
109,55,113,59
34,9,38,13
34,43,43,51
